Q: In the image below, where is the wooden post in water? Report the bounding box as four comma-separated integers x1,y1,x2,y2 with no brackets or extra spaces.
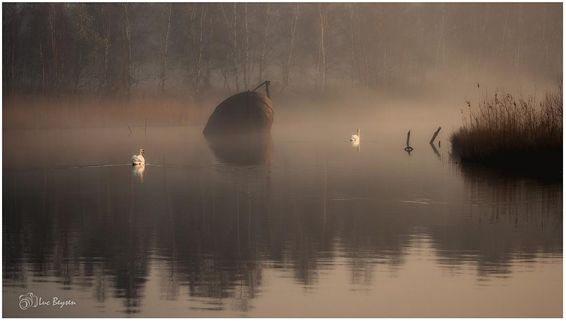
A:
404,130,414,152
429,127,441,145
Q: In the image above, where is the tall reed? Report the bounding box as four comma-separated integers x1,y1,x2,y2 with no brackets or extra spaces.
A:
451,87,562,169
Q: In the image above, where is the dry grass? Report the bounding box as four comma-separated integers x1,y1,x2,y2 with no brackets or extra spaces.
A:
451,87,562,170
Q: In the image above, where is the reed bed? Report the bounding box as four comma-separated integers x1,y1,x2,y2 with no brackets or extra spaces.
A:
451,88,562,170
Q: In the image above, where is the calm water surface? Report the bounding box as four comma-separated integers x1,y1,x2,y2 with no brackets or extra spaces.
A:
3,113,562,316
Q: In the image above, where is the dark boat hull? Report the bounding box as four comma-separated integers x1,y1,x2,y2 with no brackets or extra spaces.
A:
203,91,274,136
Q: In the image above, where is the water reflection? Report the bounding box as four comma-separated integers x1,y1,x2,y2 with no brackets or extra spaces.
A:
205,133,272,166
430,161,563,279
2,126,562,316
132,164,145,183
430,142,441,159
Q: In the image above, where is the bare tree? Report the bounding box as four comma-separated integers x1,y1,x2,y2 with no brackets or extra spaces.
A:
243,3,249,89
194,5,207,98
232,3,239,91
257,5,272,83
39,42,46,95
348,4,359,86
100,6,111,94
160,4,172,93
435,5,447,67
282,4,299,87
123,4,133,96
317,3,328,92
48,5,58,92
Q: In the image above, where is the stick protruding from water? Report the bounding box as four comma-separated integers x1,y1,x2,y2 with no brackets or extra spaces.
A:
429,126,442,145
404,130,414,152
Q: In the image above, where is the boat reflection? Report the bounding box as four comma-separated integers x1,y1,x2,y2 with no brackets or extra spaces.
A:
205,133,272,166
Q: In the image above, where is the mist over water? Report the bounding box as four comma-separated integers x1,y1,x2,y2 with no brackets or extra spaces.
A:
2,2,563,317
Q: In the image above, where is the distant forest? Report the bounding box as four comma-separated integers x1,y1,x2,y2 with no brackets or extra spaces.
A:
2,3,562,98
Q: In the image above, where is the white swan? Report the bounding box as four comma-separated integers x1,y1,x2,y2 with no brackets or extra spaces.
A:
350,128,360,146
131,148,145,165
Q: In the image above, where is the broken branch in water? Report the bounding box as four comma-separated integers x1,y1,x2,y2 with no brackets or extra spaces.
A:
429,126,441,145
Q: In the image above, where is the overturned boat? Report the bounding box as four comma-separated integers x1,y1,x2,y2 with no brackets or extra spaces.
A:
203,81,274,136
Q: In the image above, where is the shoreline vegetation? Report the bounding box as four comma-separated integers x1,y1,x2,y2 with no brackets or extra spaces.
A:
451,87,562,174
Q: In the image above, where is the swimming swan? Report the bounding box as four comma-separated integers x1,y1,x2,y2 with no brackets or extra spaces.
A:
131,148,145,165
350,128,360,145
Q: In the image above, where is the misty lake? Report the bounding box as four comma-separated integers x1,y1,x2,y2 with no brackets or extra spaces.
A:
3,108,562,317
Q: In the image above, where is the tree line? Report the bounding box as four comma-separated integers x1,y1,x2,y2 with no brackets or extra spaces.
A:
2,3,561,98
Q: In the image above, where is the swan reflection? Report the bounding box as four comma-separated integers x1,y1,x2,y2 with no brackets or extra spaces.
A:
132,164,145,182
